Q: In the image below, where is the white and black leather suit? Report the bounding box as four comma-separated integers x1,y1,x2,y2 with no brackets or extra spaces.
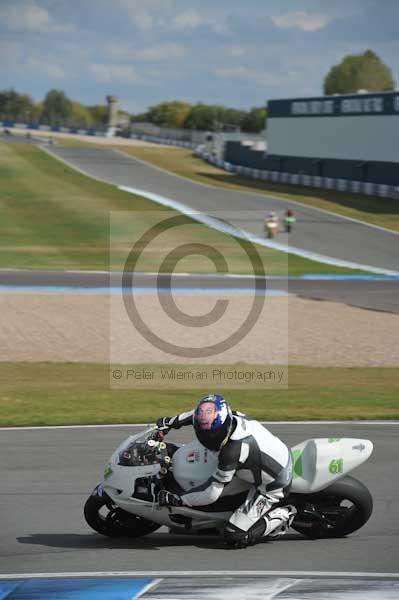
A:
167,410,293,535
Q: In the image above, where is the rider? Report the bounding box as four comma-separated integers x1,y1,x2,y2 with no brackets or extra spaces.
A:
156,394,296,548
264,212,279,238
284,209,296,233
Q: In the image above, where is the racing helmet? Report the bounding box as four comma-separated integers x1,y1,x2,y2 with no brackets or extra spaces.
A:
193,394,233,451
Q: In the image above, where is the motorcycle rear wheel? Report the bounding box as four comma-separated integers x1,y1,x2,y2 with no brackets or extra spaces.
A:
291,475,373,539
84,485,161,538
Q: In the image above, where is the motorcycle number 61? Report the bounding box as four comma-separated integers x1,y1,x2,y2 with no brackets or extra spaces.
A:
329,458,344,474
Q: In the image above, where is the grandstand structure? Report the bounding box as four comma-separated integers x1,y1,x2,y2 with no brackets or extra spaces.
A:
223,91,399,194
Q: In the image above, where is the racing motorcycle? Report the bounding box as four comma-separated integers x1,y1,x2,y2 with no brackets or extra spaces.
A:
264,219,279,239
84,427,373,541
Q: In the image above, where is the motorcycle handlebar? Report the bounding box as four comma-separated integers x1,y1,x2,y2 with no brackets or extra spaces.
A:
149,428,167,442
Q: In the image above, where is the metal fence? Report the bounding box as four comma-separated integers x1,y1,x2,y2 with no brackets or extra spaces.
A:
195,148,399,200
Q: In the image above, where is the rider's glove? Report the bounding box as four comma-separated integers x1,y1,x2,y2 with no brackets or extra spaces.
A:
158,489,183,507
156,417,172,432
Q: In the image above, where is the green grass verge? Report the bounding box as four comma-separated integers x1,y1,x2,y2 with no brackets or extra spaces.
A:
111,145,399,233
0,141,362,275
1,362,398,426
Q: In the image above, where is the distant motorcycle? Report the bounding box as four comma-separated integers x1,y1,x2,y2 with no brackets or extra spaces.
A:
84,427,373,541
264,214,279,239
284,210,296,233
265,221,278,239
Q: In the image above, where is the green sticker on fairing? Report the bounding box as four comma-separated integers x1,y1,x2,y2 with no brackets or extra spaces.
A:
328,438,341,443
329,458,344,474
292,449,303,478
104,464,113,479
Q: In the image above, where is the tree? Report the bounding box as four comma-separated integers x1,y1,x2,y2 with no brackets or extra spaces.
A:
28,101,42,124
87,105,108,128
41,89,73,126
182,103,242,131
0,86,269,133
217,106,247,130
241,107,267,133
70,102,94,128
324,50,395,95
184,103,263,132
147,101,192,128
131,101,267,132
0,88,37,121
183,103,214,130
130,111,148,123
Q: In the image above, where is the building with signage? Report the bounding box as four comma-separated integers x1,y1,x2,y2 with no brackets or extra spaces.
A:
225,91,399,187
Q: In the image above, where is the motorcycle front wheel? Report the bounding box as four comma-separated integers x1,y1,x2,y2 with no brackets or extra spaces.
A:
84,485,161,538
291,475,373,539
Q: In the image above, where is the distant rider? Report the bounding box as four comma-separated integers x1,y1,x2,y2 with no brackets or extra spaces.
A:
284,209,296,233
156,394,296,548
264,212,279,238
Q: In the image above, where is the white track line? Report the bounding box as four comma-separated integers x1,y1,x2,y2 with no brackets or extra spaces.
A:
39,144,398,276
0,421,397,432
135,578,163,598
119,184,397,276
0,268,395,280
114,149,399,238
0,268,270,279
0,571,398,579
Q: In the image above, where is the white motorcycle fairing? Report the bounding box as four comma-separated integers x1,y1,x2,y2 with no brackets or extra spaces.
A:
290,437,373,493
102,430,239,529
100,428,373,531
170,437,373,494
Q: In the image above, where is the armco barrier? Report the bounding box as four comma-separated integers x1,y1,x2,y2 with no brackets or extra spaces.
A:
129,131,197,149
0,121,197,147
195,148,399,199
312,176,322,188
290,174,300,185
0,121,106,136
2,121,397,199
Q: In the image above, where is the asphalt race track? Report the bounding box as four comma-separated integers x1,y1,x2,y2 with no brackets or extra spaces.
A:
0,269,398,313
1,423,398,575
1,137,398,594
45,145,399,272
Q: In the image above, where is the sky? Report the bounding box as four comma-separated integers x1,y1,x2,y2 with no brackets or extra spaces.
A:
0,0,398,114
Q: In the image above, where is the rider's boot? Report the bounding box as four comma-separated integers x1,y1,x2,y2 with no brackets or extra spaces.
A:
224,519,267,549
264,504,297,538
224,505,296,548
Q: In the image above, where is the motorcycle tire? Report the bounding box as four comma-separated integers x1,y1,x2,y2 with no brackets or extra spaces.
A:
291,475,373,539
84,486,161,538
